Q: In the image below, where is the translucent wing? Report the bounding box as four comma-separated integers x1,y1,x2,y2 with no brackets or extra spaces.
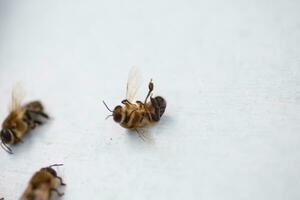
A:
9,83,25,112
126,66,142,102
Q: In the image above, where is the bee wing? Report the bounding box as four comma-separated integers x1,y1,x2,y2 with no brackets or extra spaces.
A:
126,66,142,102
9,83,25,112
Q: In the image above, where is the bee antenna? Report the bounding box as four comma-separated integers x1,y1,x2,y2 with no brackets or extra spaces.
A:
0,142,13,154
48,164,64,168
105,115,113,120
102,101,113,112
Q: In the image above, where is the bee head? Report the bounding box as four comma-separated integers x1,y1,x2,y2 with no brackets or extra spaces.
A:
0,129,14,154
102,101,123,123
113,106,123,123
0,129,13,144
43,167,57,177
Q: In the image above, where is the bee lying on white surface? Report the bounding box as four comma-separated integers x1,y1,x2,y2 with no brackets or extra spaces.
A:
0,86,49,154
20,164,66,200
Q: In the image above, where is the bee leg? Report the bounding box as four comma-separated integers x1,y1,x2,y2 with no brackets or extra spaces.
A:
50,188,64,197
56,176,66,186
34,111,48,119
128,109,137,118
136,101,143,107
143,81,154,120
135,128,146,141
24,112,35,128
144,79,154,104
33,120,43,126
24,117,35,129
139,113,145,122
139,111,151,122
28,110,49,119
11,131,24,143
122,99,133,106
29,122,37,129
37,111,49,119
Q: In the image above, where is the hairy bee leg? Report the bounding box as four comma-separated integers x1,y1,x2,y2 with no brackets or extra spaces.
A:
56,176,66,186
50,188,64,197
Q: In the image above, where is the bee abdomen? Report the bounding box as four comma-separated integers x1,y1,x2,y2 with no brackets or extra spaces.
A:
150,96,166,121
155,96,166,117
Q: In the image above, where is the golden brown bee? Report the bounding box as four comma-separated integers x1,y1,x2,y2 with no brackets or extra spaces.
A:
20,164,66,200
0,86,49,154
103,67,166,136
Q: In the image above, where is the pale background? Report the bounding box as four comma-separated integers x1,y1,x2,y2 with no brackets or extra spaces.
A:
0,0,300,200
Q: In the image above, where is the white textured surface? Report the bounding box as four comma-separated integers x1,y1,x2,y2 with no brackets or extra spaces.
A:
0,0,300,199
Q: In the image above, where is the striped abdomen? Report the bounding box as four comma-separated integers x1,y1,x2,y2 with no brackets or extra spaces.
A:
148,96,166,121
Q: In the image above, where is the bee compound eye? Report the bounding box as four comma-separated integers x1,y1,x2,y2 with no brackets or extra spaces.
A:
113,113,122,123
1,129,12,143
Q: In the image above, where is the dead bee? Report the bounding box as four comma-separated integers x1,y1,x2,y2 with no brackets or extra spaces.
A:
103,67,166,137
20,164,66,200
0,86,49,154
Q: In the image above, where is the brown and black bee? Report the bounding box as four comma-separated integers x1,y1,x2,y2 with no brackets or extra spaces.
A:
0,86,49,154
20,164,66,200
103,67,166,138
